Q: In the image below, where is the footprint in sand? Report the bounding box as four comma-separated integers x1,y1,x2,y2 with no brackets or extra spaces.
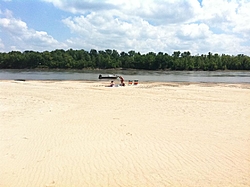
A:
45,181,55,187
126,132,132,136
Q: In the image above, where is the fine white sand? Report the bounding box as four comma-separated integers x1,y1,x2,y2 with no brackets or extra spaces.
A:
0,80,250,187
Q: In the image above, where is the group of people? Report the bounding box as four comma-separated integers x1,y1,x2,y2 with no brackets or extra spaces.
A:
107,76,125,87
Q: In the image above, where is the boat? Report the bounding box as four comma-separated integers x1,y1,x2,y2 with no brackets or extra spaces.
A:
98,74,118,79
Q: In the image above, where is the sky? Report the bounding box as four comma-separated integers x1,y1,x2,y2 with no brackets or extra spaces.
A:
0,0,250,56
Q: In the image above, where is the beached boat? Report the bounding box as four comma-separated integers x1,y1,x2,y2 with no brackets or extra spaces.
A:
98,74,118,79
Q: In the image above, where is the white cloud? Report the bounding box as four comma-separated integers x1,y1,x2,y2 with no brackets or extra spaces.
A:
62,11,177,53
177,23,211,40
200,0,238,23
43,0,201,25
42,0,116,14
40,0,250,55
200,0,250,35
231,1,250,37
0,9,67,51
2,0,250,55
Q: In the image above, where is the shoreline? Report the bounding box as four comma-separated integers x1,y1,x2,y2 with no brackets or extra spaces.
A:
1,69,250,84
4,79,250,84
4,79,250,89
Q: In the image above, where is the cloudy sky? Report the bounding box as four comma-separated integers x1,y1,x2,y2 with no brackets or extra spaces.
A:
0,0,250,55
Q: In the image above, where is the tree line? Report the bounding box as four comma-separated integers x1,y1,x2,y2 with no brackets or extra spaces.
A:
0,49,250,71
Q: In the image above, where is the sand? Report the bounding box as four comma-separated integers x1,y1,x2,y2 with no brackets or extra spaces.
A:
0,80,250,187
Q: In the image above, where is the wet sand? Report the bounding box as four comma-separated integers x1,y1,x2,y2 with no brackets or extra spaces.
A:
0,80,250,187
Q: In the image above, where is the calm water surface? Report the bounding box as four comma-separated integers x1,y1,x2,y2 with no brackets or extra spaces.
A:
0,69,250,83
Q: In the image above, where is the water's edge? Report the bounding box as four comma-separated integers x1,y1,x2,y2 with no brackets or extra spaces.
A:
0,69,250,83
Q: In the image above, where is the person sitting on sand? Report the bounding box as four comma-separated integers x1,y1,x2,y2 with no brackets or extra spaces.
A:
108,80,115,87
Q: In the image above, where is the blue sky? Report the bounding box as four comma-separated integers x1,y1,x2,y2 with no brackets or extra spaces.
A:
1,0,250,55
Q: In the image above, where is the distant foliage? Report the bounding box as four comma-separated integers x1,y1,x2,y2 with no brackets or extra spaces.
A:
0,49,250,70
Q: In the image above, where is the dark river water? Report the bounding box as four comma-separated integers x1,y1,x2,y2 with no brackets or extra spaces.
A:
0,69,250,83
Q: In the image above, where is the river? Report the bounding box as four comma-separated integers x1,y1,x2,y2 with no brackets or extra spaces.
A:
0,69,250,83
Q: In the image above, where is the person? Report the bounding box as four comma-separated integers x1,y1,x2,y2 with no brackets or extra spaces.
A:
119,76,125,86
108,80,115,87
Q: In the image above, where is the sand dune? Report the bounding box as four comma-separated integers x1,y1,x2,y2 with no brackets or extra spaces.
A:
0,80,250,187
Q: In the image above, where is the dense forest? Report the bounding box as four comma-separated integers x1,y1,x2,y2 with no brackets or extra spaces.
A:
0,49,250,71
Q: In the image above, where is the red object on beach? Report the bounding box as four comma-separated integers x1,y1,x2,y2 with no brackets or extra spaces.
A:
134,80,138,85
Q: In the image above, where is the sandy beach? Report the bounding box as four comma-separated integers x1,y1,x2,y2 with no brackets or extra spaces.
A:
0,80,250,187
